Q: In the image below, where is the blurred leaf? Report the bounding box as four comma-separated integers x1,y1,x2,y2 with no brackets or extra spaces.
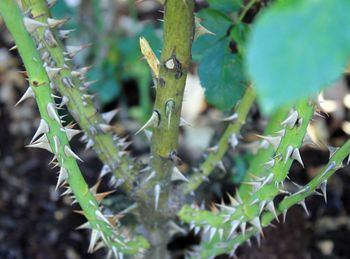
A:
246,0,350,113
199,38,246,111
87,65,120,104
208,0,243,13
230,23,250,55
231,156,247,184
51,1,79,30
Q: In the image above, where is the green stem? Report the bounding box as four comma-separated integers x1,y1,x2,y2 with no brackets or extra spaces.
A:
179,99,315,229
20,0,139,192
237,0,259,24
238,106,289,200
0,0,149,255
135,0,195,257
184,87,256,194
198,139,350,258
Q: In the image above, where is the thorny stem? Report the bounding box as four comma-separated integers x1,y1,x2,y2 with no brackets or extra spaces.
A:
135,0,195,257
178,99,315,233
184,87,256,194
238,107,289,200
20,0,138,192
197,139,350,258
0,0,149,255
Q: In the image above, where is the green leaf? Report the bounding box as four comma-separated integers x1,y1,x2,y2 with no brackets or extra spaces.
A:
246,0,350,113
197,8,232,38
199,38,246,111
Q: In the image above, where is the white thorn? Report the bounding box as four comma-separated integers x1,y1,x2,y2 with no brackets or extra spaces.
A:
240,222,246,235
23,17,47,33
47,17,68,28
95,210,111,226
228,220,240,238
257,135,282,150
264,159,275,168
46,103,61,125
85,139,94,150
209,227,216,241
30,119,49,144
281,110,299,128
76,221,90,230
299,200,310,216
320,180,327,203
250,217,263,235
171,167,189,182
56,167,68,190
217,160,226,173
44,29,58,47
220,112,238,122
292,148,304,167
99,124,113,133
59,96,69,108
143,171,156,184
282,209,288,223
58,29,75,39
65,45,89,58
9,45,17,51
88,229,101,253
266,201,279,222
102,109,119,124
135,111,160,135
284,145,294,164
26,134,52,152
64,145,83,162
15,87,34,106
228,134,238,148
61,128,81,141
154,184,161,210
45,67,62,80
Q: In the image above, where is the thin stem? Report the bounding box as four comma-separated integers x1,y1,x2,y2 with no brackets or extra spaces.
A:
184,87,256,194
237,0,259,24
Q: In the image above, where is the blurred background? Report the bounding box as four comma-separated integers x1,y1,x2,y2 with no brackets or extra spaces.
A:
1,0,350,258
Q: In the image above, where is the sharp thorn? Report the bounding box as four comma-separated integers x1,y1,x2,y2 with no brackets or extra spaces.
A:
30,119,49,144
23,17,47,33
292,148,304,167
56,167,68,190
154,183,161,210
284,145,294,164
102,109,119,124
281,110,299,128
64,145,83,162
135,111,160,135
15,87,34,106
171,167,189,182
